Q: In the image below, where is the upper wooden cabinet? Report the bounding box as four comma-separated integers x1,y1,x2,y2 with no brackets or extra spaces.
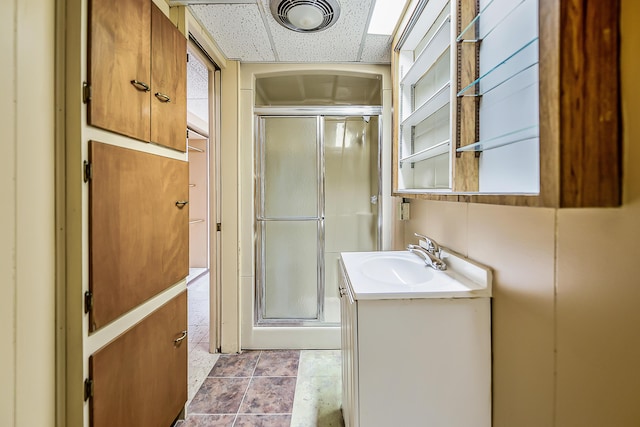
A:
88,141,189,331
151,4,187,151
88,0,186,152
88,0,151,141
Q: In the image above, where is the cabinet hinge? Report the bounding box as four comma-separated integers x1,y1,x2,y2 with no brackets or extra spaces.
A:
84,378,93,401
216,223,222,232
186,53,190,63
83,161,92,183
84,291,93,313
82,82,92,103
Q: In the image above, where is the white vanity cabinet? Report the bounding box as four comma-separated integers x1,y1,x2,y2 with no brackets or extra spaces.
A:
338,252,492,427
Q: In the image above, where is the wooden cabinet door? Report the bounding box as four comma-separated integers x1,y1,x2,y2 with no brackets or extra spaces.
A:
88,0,151,142
89,291,187,427
89,141,189,330
151,4,187,152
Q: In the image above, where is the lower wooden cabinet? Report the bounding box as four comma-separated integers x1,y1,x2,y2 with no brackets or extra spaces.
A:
89,291,187,427
89,141,189,330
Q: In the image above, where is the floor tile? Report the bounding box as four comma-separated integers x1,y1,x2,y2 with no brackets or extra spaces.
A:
180,414,236,427
188,341,219,401
254,350,300,377
298,350,341,378
184,349,345,426
188,324,209,344
291,375,343,427
208,351,260,378
239,377,297,414
234,414,292,427
188,377,250,414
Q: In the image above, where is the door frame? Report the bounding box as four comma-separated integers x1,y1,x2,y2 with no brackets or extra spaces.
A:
186,37,223,353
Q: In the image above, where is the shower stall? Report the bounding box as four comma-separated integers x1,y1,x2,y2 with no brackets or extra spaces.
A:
255,110,381,335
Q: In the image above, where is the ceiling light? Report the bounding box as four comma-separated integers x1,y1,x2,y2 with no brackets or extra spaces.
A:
270,0,341,33
367,0,407,35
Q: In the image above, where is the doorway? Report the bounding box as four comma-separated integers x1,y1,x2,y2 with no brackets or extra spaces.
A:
185,40,222,400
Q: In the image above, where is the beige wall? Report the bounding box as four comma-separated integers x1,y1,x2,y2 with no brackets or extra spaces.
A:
399,1,640,425
0,0,57,426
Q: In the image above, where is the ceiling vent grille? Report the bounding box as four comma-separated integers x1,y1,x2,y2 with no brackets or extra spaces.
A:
270,0,341,33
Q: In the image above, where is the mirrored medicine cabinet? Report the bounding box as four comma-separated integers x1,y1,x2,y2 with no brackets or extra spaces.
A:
392,0,621,208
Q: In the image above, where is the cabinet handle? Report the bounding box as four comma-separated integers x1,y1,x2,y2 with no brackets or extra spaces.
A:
174,330,187,345
130,79,150,92
155,92,171,103
175,200,189,208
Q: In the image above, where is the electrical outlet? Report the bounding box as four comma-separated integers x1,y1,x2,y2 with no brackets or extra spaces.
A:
399,202,410,220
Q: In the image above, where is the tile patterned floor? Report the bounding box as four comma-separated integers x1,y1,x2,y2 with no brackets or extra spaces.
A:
183,272,344,426
187,273,219,407
177,349,344,427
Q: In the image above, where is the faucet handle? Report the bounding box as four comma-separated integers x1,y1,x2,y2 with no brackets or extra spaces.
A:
414,233,441,255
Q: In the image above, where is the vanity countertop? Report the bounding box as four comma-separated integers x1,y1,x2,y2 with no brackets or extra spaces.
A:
339,250,492,300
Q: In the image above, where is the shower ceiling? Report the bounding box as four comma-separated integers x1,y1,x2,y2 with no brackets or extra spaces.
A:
169,0,402,63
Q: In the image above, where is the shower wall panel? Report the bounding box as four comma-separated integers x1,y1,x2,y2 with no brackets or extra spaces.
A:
324,118,378,322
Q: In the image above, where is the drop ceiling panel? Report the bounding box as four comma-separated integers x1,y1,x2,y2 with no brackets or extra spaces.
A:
187,50,209,122
190,4,276,62
360,35,393,63
187,0,395,64
258,0,373,62
187,53,208,99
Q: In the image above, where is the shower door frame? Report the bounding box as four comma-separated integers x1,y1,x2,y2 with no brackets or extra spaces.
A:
255,106,383,327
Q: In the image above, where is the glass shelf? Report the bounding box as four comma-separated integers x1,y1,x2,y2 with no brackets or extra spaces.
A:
401,81,450,128
457,37,538,98
400,139,450,164
457,0,527,42
456,125,538,152
476,63,537,98
401,16,451,87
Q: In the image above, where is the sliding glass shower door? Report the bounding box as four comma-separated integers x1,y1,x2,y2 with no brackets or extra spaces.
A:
256,114,379,326
257,116,323,323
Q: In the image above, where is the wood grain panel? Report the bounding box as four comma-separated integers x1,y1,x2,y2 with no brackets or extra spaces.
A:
537,0,562,208
559,0,621,207
88,0,151,141
89,291,187,427
151,4,187,152
89,141,189,330
453,0,480,193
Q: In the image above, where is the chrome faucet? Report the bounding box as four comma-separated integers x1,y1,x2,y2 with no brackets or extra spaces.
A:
407,232,447,270
407,244,447,271
414,233,442,257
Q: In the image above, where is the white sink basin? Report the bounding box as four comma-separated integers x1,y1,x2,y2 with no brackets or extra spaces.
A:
359,253,434,285
340,250,492,300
